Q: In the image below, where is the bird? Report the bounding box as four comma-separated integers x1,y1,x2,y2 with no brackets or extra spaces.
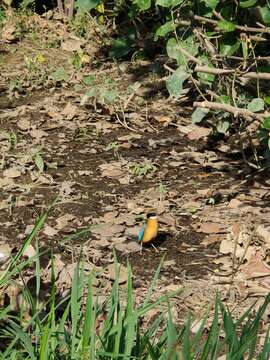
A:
138,212,158,249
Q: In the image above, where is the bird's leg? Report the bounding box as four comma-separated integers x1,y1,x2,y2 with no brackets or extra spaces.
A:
140,242,143,254
151,243,159,253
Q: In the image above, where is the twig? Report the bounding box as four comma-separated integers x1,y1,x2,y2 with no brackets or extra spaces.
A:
115,112,138,133
195,65,270,80
193,15,270,34
193,101,270,121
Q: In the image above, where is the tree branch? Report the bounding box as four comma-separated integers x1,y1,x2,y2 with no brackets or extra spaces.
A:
193,101,270,121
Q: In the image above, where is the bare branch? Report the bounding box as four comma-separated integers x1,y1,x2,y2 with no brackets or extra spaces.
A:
193,101,270,121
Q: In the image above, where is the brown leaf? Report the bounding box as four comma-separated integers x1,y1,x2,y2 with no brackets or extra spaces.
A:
201,234,225,246
187,126,211,140
43,225,58,237
61,39,84,52
92,224,124,237
0,243,11,264
106,263,128,284
55,214,76,231
194,222,226,234
1,22,17,42
23,244,36,259
62,102,78,120
3,168,21,178
242,252,270,279
17,118,31,131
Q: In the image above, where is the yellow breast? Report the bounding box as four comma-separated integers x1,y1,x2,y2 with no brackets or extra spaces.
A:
142,219,158,243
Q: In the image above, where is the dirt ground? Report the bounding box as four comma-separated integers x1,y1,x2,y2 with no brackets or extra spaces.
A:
1,11,270,329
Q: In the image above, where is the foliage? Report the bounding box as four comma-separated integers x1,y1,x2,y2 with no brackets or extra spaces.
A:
0,211,270,358
5,0,270,158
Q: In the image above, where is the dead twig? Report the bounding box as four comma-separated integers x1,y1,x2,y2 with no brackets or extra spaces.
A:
193,101,270,122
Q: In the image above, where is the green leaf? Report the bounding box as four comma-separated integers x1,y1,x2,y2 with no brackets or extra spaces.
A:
263,117,270,129
74,83,83,91
217,20,236,32
35,153,44,172
217,95,231,104
259,6,270,25
197,55,215,84
166,67,189,98
219,34,240,56
166,37,198,66
265,96,270,105
154,21,175,40
109,38,132,59
101,89,118,104
217,120,229,134
85,86,98,98
203,0,219,9
133,0,151,11
192,107,209,123
75,0,100,12
51,67,68,82
239,0,257,8
156,0,184,7
247,98,264,112
82,74,95,86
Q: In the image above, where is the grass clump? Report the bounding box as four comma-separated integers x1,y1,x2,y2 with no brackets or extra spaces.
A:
0,210,269,359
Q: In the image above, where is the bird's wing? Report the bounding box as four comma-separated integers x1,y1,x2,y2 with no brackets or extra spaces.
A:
138,224,145,242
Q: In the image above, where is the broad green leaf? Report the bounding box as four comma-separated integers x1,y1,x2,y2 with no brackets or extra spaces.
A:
217,120,229,134
133,0,151,11
192,107,209,123
82,74,95,86
51,67,68,82
156,0,184,7
219,34,240,56
217,95,231,104
101,89,118,104
239,0,257,8
75,0,100,12
247,98,264,112
204,0,218,9
259,6,270,25
154,21,175,40
85,87,98,98
265,96,270,105
197,55,215,84
166,37,198,66
109,38,132,58
166,67,189,98
35,154,44,172
217,20,236,32
263,117,270,129
74,83,83,91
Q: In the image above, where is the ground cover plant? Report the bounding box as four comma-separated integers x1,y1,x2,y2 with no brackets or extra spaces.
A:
0,213,270,359
1,0,270,359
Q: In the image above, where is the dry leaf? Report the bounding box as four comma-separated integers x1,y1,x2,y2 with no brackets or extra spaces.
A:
106,263,128,284
23,244,36,259
194,222,226,234
62,102,78,120
55,214,76,230
201,234,225,246
242,252,270,279
17,118,31,131
1,22,16,42
0,243,11,264
92,224,124,237
61,39,84,52
188,126,211,140
256,225,270,246
3,168,21,178
43,225,58,237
